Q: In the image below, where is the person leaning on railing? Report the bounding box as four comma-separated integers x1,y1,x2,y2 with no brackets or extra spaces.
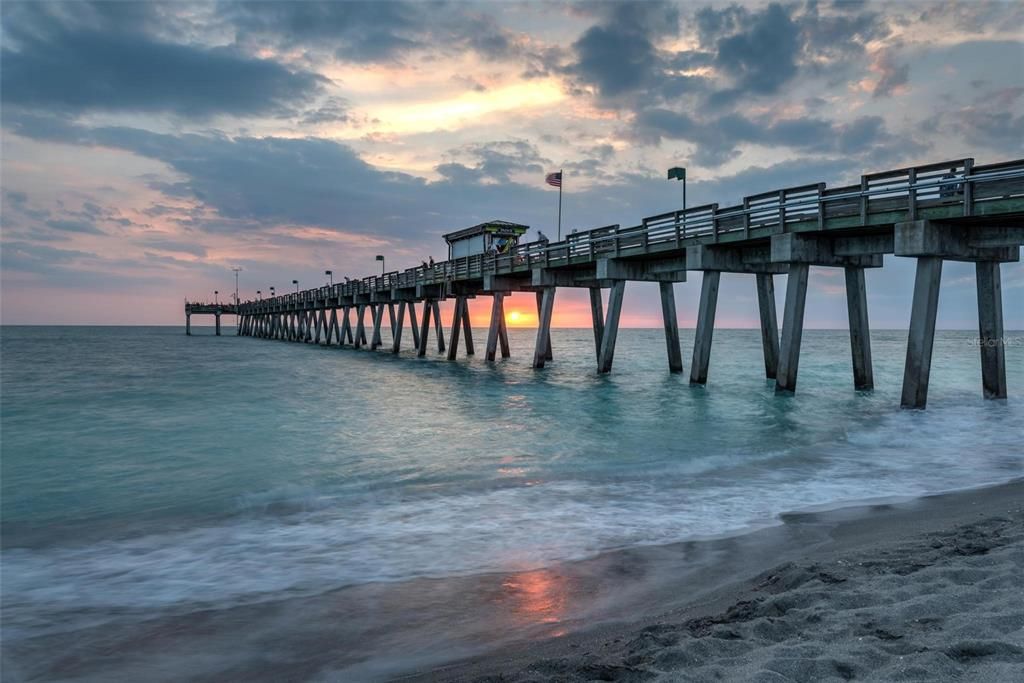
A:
940,167,963,199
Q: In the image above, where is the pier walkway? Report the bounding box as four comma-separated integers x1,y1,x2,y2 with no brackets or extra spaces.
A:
188,157,1024,409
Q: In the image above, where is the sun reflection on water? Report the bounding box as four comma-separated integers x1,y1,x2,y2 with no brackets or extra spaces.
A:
500,568,569,633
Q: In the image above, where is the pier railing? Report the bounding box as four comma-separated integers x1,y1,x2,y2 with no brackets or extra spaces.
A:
236,158,1024,310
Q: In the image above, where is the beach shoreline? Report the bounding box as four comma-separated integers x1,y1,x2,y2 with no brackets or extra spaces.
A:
404,479,1024,682
4,480,1022,682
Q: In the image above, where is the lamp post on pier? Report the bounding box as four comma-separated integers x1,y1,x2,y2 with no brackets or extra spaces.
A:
270,286,275,300
232,267,242,306
257,290,262,300
375,254,385,276
326,270,333,286
293,279,299,294
668,166,686,230
214,290,218,305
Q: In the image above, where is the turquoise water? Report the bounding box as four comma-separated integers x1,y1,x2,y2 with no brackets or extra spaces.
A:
2,325,1022,677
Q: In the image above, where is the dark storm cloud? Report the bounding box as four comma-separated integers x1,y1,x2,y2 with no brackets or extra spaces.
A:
632,109,901,167
712,3,801,95
224,0,425,63
223,0,523,65
923,87,1024,153
0,1,327,118
562,0,712,104
694,1,890,107
45,219,106,236
437,141,551,184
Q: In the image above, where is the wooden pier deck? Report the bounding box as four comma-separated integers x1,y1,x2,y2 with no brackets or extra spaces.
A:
188,157,1024,409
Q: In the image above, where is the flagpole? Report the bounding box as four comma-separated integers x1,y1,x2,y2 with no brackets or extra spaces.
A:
557,168,563,241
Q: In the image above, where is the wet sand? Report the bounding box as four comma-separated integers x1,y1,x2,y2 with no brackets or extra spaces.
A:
407,480,1024,682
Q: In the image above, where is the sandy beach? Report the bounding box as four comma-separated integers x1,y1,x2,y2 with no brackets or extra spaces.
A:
411,480,1024,682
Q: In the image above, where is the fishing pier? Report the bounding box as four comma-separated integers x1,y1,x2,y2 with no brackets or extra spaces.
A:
187,158,1024,409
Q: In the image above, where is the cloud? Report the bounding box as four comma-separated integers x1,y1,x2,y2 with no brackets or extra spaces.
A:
631,108,902,167
713,3,801,96
437,140,550,184
923,87,1024,153
45,219,105,235
870,49,910,97
0,2,327,118
299,97,351,126
561,0,707,105
693,1,892,107
223,0,526,66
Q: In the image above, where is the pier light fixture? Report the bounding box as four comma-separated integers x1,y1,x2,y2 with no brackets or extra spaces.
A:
257,290,262,300
375,254,385,276
292,279,299,294
325,270,333,286
214,290,218,305
231,267,242,306
270,286,275,298
668,166,687,230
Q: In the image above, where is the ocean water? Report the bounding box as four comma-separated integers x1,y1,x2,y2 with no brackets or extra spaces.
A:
2,325,1022,679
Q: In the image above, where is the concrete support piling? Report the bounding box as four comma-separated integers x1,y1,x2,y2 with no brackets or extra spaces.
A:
776,263,810,394
326,308,339,345
371,304,385,350
589,287,604,365
901,257,943,409
844,267,874,390
186,314,191,336
340,308,353,346
462,299,475,356
755,274,779,380
354,305,367,349
598,281,625,373
392,302,406,354
535,291,553,361
533,287,556,369
408,302,420,351
447,297,466,361
975,261,1007,400
432,301,445,353
690,271,720,385
417,301,432,357
659,282,683,373
486,293,504,361
215,313,221,336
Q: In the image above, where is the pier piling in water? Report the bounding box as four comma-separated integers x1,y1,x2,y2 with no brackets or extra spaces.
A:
976,261,1007,400
755,273,779,380
689,271,720,385
597,281,625,373
533,288,556,369
845,267,874,390
901,256,943,409
775,263,809,394
659,282,683,374
589,287,604,366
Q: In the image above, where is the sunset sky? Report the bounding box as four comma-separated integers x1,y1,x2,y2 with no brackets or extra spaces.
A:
2,0,1022,327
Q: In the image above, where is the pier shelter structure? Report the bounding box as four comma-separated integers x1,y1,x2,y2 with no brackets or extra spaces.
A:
191,158,1024,409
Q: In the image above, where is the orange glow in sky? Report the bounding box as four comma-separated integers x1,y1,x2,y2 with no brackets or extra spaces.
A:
506,309,536,327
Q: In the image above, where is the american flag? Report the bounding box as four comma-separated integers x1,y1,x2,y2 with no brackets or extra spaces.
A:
545,171,562,188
